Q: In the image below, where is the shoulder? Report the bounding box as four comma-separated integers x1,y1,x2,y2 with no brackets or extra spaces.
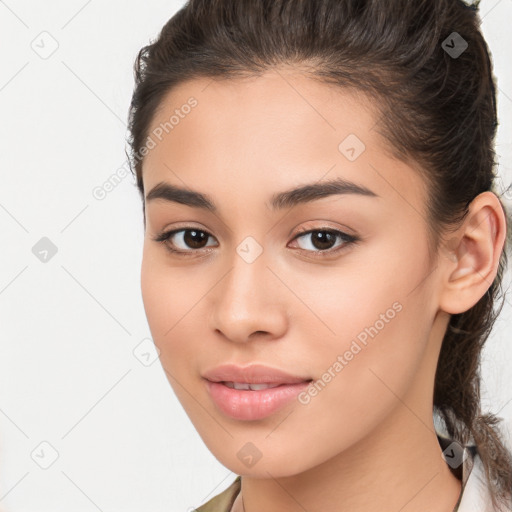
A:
194,476,241,512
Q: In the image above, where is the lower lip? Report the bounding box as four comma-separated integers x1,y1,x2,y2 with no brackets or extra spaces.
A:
204,379,311,421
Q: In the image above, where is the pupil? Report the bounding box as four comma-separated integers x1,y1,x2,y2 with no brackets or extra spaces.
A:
313,231,335,250
185,230,207,248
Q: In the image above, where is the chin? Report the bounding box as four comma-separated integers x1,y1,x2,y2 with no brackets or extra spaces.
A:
202,437,315,478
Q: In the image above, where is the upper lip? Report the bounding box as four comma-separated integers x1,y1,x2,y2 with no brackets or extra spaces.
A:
202,364,312,385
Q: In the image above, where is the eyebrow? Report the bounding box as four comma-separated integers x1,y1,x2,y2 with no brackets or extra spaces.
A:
145,177,379,212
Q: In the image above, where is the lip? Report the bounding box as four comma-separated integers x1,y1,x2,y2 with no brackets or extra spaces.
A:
202,364,312,421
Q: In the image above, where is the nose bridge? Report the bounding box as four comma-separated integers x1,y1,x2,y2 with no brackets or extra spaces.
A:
209,235,287,341
222,237,269,309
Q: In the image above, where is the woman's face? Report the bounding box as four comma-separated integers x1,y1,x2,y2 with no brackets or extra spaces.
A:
140,69,448,476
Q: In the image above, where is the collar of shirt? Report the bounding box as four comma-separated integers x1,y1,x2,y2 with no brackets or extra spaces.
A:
455,446,511,512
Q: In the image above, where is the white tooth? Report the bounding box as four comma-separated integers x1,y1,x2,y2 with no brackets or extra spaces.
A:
233,382,250,390
249,383,280,390
223,382,282,390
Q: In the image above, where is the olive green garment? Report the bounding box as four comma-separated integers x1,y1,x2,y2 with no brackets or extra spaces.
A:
194,476,241,512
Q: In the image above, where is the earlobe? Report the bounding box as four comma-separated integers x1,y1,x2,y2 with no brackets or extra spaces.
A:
438,192,506,315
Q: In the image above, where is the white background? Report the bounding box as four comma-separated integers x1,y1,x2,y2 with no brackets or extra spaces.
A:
0,1,511,511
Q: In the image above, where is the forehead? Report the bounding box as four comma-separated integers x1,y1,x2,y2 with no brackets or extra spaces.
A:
141,68,428,215
145,68,378,158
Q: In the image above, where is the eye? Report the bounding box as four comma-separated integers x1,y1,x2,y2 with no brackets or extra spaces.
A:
289,228,358,257
152,226,359,258
152,228,217,255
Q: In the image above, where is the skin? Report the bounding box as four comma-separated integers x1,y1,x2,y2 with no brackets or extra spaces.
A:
139,67,506,512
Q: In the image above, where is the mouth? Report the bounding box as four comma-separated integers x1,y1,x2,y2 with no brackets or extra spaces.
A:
201,363,313,420
205,380,313,420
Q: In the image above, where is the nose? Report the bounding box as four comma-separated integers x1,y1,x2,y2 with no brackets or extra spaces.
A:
208,246,288,344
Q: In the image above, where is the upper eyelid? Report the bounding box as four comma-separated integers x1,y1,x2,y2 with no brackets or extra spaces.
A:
166,225,347,238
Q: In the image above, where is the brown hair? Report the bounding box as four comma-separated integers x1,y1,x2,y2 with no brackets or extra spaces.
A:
126,0,512,508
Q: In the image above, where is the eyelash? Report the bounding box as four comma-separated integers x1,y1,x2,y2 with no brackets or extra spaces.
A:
152,226,359,259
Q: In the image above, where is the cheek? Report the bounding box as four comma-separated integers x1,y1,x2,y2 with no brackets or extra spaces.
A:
303,297,430,443
140,250,193,355
140,254,205,413
140,246,218,383
298,237,435,399
273,289,434,472
140,250,167,337
300,236,426,351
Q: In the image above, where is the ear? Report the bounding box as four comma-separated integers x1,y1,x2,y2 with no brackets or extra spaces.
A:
438,191,507,315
